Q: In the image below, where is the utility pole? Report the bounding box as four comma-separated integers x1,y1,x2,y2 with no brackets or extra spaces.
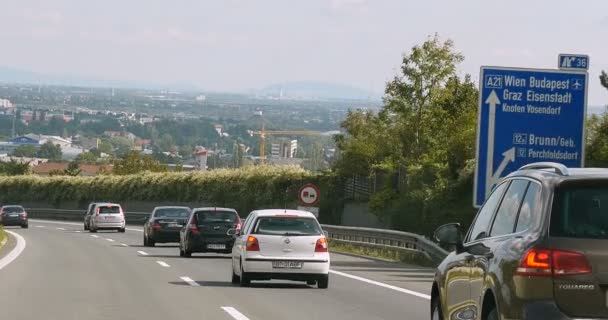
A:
11,107,16,137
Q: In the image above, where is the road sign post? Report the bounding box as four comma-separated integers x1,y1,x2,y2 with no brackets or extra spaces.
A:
474,66,588,207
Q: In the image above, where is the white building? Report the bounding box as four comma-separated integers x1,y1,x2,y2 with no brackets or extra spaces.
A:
0,98,13,109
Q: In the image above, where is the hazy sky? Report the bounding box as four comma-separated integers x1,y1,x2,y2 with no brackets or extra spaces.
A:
1,0,607,104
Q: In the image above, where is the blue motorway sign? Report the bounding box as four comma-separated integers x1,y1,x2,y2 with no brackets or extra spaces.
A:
558,54,589,71
474,66,588,207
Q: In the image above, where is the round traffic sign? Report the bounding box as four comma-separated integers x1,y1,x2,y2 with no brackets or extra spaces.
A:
298,183,320,206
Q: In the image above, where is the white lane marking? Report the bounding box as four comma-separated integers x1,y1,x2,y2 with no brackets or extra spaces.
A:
221,307,250,320
105,238,115,242
329,270,431,300
75,230,81,233
120,243,129,247
56,227,65,230
28,219,144,232
180,276,199,287
137,251,149,256
91,235,99,238
0,231,27,271
35,226,46,228
156,261,170,268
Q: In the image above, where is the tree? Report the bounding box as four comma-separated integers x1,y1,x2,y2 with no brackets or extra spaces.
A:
64,161,81,176
75,151,98,164
110,137,134,157
112,152,168,175
157,133,175,152
97,140,113,156
0,159,30,175
600,71,608,91
232,141,244,168
12,144,37,158
36,141,62,161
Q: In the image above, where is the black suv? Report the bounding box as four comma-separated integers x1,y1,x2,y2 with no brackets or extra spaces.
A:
432,162,608,320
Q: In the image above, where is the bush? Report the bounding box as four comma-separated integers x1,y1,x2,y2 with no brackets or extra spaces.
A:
0,166,344,220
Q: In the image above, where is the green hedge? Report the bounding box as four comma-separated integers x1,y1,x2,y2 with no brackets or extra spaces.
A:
0,166,346,224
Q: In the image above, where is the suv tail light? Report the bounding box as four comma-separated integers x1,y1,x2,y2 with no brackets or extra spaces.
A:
517,248,592,276
189,216,200,235
315,238,328,253
151,221,161,230
246,236,260,251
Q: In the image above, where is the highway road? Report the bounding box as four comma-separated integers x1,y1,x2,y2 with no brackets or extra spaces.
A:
0,220,434,320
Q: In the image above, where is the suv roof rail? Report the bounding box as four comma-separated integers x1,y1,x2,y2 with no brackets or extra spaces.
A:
518,162,570,176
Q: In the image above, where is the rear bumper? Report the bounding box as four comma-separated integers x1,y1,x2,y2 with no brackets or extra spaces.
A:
243,258,330,275
150,230,180,242
189,237,235,252
246,272,328,281
94,222,125,229
1,217,27,226
522,301,593,320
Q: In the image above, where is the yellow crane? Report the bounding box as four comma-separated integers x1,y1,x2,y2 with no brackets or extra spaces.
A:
249,124,321,163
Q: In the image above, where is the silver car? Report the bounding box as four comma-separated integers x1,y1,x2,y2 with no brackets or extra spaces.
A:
88,203,126,233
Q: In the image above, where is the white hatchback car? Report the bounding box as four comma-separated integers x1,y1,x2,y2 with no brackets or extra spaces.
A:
231,209,330,288
88,203,126,233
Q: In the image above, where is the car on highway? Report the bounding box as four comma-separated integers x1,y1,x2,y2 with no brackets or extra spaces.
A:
143,206,191,246
83,202,100,231
179,207,241,257
88,203,126,233
0,205,28,228
230,209,329,288
432,162,608,320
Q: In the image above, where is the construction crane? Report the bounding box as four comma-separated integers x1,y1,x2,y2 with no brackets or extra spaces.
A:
248,124,321,164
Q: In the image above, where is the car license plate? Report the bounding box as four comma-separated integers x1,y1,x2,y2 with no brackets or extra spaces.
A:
272,261,303,269
168,223,182,228
9,214,18,217
207,244,226,250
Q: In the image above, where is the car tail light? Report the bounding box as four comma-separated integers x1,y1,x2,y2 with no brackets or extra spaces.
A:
315,238,328,253
151,222,161,230
246,236,260,251
96,207,100,217
516,248,592,276
189,216,200,235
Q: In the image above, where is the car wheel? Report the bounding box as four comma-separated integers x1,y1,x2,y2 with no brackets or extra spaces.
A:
143,234,149,247
179,247,185,257
183,245,192,257
239,260,250,287
431,296,443,320
90,227,97,233
306,280,316,286
149,238,155,247
84,224,88,231
317,274,329,289
486,308,498,320
21,224,28,229
231,268,240,284
119,228,126,233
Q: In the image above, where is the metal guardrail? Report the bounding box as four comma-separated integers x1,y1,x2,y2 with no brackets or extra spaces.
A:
321,224,449,263
24,208,449,263
25,208,150,224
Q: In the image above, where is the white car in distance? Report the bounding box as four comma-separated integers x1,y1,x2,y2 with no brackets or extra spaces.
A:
231,209,330,289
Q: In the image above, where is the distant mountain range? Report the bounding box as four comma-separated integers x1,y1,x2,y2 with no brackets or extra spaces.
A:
0,66,169,90
254,81,382,101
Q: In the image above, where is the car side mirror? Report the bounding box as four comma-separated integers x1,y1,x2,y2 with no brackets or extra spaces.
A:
434,223,464,252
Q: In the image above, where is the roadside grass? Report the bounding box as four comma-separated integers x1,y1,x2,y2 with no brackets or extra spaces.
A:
328,240,437,268
0,226,6,249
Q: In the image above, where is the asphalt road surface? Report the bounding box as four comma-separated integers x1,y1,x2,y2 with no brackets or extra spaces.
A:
0,219,434,320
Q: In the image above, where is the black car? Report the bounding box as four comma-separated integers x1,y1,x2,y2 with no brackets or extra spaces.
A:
179,207,241,257
1,205,28,228
143,206,191,247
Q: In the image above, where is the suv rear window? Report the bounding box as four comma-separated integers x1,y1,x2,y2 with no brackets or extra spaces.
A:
155,208,190,218
2,206,24,213
252,217,322,236
551,182,608,239
195,210,238,223
98,206,121,214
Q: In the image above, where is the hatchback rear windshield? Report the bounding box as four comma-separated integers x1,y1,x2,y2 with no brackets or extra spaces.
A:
252,217,322,236
551,183,608,239
98,206,121,214
195,210,238,223
2,206,24,213
154,208,190,218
